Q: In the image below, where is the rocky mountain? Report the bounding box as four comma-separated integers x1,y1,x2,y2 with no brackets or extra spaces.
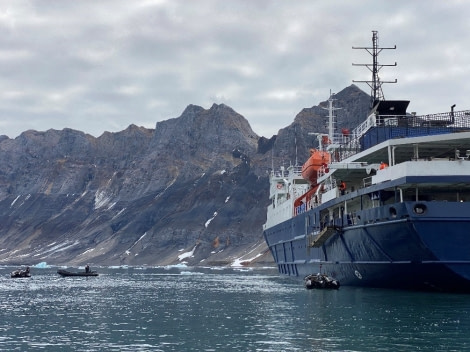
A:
0,85,370,267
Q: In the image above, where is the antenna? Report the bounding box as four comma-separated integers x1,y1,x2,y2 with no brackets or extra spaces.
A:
352,30,397,108
324,90,341,143
271,146,274,171
310,91,342,152
294,126,298,166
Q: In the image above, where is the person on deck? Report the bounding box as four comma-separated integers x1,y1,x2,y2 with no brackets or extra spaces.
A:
339,180,346,195
85,264,90,273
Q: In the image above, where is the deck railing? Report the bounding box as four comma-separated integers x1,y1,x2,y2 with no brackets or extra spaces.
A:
333,110,470,162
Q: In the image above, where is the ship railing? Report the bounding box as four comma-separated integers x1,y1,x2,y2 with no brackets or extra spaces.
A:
346,211,358,226
329,109,470,163
351,113,377,139
271,165,303,179
418,109,470,128
324,115,377,162
363,176,373,188
272,169,287,178
290,165,303,175
376,110,470,128
325,113,411,162
372,110,470,130
326,139,362,162
380,114,409,126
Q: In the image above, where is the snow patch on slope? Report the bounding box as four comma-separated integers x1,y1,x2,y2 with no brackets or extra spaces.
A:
205,212,217,228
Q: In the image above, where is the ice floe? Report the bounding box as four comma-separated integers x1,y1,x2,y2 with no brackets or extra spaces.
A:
33,262,50,268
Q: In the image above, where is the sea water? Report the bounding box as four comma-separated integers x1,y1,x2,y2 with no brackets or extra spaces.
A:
1,265,470,352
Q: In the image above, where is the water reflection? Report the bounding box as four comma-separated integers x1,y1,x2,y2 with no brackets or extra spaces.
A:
1,266,470,351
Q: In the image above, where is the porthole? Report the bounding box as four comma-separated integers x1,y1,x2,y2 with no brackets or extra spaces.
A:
413,203,427,215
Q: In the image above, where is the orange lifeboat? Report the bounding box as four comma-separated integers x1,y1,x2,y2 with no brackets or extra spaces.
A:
301,149,330,184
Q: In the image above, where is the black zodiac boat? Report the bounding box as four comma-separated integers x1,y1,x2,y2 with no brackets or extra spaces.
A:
11,268,31,278
304,273,340,290
57,269,99,277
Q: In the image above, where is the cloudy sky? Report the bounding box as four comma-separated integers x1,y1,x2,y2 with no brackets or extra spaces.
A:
1,1,469,139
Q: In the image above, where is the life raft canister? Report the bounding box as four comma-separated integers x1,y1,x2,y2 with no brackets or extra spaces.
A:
379,162,389,170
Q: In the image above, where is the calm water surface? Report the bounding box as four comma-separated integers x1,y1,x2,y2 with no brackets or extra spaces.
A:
1,265,470,351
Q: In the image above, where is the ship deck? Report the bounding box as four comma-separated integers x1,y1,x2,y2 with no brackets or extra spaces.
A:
327,129,470,183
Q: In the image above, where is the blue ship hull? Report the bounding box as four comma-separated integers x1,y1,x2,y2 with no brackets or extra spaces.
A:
264,201,470,292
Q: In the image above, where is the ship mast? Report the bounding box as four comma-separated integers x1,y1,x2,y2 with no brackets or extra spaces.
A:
325,91,341,147
352,30,397,108
313,92,341,153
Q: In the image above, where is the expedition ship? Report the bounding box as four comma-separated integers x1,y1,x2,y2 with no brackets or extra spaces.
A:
263,31,470,291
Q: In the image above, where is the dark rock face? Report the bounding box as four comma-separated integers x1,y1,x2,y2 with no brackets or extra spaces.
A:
0,85,369,267
273,85,369,163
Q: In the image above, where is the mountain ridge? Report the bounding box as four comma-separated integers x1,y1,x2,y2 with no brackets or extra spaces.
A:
0,85,370,267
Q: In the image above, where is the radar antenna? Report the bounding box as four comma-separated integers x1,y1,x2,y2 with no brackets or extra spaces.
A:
352,30,397,108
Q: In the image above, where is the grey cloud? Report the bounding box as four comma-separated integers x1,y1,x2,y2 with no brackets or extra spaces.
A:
0,0,469,139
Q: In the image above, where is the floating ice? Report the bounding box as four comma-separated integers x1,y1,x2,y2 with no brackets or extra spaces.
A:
164,263,188,269
33,262,50,268
180,271,204,275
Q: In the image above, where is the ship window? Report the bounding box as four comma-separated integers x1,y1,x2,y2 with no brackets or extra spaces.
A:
413,204,427,215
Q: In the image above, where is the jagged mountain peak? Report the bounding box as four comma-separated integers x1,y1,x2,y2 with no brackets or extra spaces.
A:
97,124,153,142
0,85,371,267
208,103,234,113
180,104,206,118
114,124,153,135
179,103,255,134
152,103,258,157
